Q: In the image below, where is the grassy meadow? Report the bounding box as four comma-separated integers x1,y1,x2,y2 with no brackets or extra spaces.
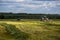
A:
0,19,60,40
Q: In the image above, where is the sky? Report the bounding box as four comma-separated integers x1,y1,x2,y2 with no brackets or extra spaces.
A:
0,0,60,14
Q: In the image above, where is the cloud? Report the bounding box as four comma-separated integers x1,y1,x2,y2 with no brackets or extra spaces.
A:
0,0,60,13
33,0,60,1
20,1,60,10
0,0,26,3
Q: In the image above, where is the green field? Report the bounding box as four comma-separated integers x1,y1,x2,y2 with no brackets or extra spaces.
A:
0,20,60,40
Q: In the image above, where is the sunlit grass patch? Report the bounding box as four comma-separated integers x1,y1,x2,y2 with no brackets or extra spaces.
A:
0,20,60,40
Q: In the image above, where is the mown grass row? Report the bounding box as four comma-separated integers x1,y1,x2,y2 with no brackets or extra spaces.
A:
0,23,29,40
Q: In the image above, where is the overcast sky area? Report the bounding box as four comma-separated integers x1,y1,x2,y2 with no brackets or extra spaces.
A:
0,0,60,14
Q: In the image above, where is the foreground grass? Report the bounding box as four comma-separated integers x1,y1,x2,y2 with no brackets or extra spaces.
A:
0,20,60,40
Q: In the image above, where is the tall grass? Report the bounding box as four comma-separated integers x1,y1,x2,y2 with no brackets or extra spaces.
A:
0,23,29,40
0,20,60,40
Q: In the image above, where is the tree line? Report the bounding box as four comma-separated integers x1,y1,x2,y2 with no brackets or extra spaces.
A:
0,12,60,19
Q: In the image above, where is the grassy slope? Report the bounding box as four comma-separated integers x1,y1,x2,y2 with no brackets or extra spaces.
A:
0,20,60,40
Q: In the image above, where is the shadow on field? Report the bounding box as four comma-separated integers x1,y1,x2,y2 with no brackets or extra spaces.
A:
0,23,29,40
47,35,60,40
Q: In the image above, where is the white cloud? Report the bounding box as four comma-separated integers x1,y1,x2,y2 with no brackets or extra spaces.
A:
1,1,60,9
1,0,26,2
19,1,58,10
14,0,25,2
0,0,60,13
